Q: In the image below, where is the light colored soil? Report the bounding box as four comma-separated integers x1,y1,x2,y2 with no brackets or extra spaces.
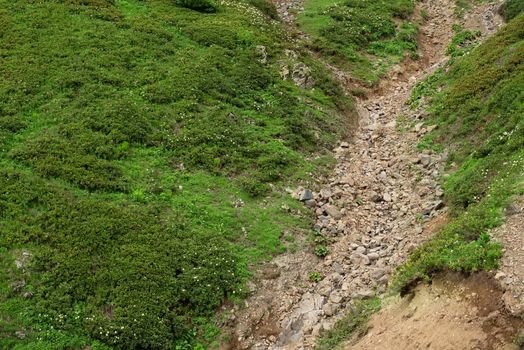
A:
347,273,523,350
223,1,509,349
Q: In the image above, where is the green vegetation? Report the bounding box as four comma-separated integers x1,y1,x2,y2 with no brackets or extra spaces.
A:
0,0,354,348
446,24,481,58
315,297,381,350
515,332,524,348
308,271,322,282
454,0,485,17
175,0,217,13
499,0,524,21
298,0,418,85
392,13,524,292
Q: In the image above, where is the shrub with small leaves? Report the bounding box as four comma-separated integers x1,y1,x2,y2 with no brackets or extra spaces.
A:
499,0,524,21
308,271,322,282
315,245,329,257
175,0,217,12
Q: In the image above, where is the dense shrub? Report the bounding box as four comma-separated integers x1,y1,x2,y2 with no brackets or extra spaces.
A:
175,0,217,13
10,128,128,192
299,0,416,84
321,0,415,47
247,0,278,19
322,5,396,46
499,0,524,21
0,169,241,348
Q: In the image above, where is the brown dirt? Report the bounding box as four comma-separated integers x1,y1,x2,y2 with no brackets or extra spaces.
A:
347,272,523,350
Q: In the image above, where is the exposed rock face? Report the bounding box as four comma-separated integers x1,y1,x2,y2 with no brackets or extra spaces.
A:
256,45,268,64
291,63,314,89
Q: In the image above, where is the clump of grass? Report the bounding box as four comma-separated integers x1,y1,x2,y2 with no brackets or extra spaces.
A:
315,298,381,350
514,332,524,348
315,245,330,257
446,24,481,58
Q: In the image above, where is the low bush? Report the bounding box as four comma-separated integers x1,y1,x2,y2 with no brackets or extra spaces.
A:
175,0,217,13
299,0,417,85
248,0,278,19
0,0,353,347
499,0,524,21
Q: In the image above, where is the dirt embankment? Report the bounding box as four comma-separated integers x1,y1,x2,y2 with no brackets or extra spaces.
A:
348,272,523,350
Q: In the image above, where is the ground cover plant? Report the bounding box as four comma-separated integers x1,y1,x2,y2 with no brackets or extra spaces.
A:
392,12,524,292
0,0,354,348
298,0,418,85
499,0,524,20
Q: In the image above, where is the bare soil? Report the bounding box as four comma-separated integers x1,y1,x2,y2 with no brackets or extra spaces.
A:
348,272,523,350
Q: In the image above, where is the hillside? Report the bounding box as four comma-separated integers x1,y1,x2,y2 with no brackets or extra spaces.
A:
0,0,353,348
1,0,523,349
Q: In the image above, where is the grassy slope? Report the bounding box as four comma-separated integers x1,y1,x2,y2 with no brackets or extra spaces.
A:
0,0,354,348
298,0,418,85
392,12,524,291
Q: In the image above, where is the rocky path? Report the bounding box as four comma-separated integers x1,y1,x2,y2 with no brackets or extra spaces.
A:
226,1,504,349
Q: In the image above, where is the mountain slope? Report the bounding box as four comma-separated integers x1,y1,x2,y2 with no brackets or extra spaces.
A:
0,0,354,348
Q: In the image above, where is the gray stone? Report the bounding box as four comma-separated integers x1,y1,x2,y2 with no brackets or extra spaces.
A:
320,188,332,199
371,268,387,279
353,289,375,299
355,246,367,255
322,303,340,316
299,189,313,201
255,45,268,64
367,252,380,261
292,63,314,89
419,154,432,167
304,199,317,208
329,291,343,304
325,205,343,220
371,193,383,202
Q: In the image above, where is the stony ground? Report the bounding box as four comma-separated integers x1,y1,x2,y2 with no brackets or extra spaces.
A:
224,1,507,349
